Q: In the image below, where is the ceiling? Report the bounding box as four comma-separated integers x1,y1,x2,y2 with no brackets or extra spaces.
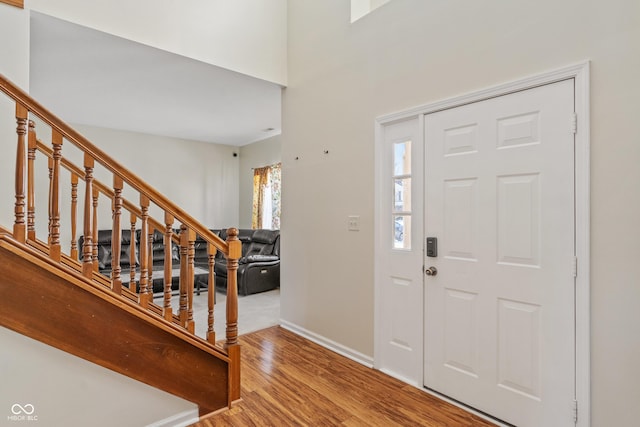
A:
29,12,282,147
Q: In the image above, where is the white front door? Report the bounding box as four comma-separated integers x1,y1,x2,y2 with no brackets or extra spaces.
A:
424,80,576,426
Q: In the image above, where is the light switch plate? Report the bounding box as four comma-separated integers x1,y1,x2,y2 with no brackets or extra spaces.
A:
348,215,360,231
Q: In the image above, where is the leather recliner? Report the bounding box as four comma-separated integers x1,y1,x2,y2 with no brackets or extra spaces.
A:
194,228,280,296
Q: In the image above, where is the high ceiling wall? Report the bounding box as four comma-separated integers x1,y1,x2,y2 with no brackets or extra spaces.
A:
29,0,287,86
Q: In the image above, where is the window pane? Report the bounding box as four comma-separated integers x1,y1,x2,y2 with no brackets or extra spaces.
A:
394,178,412,212
393,141,411,176
394,215,412,249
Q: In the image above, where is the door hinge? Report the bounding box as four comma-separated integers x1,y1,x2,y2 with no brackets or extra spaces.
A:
572,257,578,278
573,399,578,423
571,113,577,134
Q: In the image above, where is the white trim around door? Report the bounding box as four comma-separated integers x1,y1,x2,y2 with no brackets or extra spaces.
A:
374,61,590,427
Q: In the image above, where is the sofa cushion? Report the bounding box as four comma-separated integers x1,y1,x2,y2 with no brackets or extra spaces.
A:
244,229,279,257
251,229,279,245
238,229,254,241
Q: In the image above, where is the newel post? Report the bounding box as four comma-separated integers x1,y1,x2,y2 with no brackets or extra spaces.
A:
225,227,242,404
13,103,28,243
225,228,241,346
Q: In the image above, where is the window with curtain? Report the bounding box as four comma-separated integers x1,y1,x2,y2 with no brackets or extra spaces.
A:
252,162,281,229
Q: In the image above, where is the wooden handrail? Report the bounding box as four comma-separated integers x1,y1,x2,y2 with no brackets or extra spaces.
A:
0,74,228,256
0,0,24,9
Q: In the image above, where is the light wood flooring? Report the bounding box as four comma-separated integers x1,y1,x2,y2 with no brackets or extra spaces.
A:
192,326,495,426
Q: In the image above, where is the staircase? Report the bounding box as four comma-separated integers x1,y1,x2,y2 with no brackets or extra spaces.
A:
0,74,241,417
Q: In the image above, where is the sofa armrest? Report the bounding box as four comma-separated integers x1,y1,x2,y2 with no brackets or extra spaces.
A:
240,255,280,264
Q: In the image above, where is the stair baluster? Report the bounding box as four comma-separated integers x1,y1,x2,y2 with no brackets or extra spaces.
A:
82,154,94,278
111,176,123,294
14,103,27,243
129,213,137,291
139,195,150,307
207,242,216,344
27,120,36,241
163,214,174,321
187,229,195,334
47,156,52,244
91,186,99,271
147,226,154,299
50,131,63,262
70,173,79,260
179,225,188,328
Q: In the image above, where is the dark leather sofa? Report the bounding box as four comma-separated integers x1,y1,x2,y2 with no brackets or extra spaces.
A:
80,228,280,296
79,229,209,294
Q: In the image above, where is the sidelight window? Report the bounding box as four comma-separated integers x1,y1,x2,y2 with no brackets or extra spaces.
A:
392,141,412,249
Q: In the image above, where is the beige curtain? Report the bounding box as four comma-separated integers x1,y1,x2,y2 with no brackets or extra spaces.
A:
252,163,282,229
252,166,270,229
270,163,281,229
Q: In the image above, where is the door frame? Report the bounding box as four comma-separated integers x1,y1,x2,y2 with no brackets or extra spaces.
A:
374,61,590,426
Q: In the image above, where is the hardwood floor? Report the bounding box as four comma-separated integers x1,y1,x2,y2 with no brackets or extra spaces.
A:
192,326,495,426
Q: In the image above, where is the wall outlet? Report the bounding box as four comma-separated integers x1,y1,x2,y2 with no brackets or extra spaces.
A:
348,215,360,231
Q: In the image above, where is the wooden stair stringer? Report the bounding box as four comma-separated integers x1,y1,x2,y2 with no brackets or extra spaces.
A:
0,233,229,416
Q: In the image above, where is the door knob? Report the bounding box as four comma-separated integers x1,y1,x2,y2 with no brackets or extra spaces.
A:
425,266,438,276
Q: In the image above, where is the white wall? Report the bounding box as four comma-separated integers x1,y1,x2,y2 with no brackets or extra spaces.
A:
71,123,239,231
282,1,640,426
28,0,287,86
238,135,282,228
0,327,198,427
0,2,29,229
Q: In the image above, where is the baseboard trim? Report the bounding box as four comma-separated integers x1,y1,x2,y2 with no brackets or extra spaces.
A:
145,409,199,427
419,388,512,427
279,320,374,368
378,367,421,388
